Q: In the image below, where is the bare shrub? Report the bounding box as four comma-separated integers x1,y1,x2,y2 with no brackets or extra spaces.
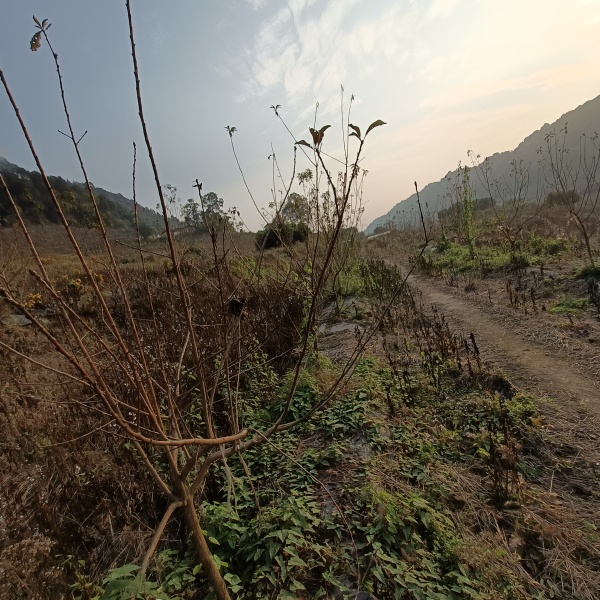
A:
0,8,390,599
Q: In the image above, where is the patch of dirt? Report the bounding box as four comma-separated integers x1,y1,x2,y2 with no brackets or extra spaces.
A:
317,300,370,363
404,267,600,418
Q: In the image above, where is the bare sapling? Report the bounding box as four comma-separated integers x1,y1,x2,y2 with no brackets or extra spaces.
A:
264,92,377,314
0,7,393,599
539,126,600,267
414,180,431,247
469,150,544,256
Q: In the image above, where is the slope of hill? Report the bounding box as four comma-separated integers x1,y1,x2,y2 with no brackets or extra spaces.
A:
365,94,600,234
0,156,161,231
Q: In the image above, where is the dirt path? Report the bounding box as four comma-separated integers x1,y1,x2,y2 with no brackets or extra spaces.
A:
405,268,600,419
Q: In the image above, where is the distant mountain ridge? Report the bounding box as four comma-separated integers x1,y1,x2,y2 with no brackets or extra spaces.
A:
0,156,161,231
365,94,600,234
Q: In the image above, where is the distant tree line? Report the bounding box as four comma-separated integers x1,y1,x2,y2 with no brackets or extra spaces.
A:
255,191,310,249
181,191,228,232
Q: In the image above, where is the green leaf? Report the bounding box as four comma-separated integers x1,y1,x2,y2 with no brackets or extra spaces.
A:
212,554,228,570
253,548,264,561
288,555,308,568
102,563,139,583
289,579,307,591
224,573,242,586
365,119,387,137
100,580,130,599
372,566,386,583
267,542,279,560
101,576,157,600
583,520,597,531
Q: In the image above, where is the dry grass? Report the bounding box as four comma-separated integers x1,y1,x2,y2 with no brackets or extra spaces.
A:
0,232,312,597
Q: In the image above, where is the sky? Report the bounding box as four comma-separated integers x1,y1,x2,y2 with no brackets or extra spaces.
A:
2,0,600,230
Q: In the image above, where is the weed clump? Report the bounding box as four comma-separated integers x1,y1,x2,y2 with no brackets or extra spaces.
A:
549,296,589,315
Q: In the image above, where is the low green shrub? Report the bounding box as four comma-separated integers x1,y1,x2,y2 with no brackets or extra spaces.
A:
576,264,600,280
549,296,588,314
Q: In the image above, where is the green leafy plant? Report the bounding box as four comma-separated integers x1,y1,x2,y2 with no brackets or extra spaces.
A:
549,295,588,314
97,552,196,600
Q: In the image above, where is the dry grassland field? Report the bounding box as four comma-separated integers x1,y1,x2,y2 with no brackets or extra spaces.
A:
1,5,600,600
1,199,600,600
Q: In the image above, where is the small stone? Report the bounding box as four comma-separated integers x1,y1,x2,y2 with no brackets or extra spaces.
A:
2,314,32,327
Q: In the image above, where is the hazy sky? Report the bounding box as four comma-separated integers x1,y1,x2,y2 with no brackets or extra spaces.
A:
2,0,600,229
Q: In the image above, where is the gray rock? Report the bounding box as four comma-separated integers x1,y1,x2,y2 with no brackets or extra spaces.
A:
2,314,32,327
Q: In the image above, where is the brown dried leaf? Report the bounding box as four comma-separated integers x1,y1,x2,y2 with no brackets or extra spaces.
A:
30,31,42,52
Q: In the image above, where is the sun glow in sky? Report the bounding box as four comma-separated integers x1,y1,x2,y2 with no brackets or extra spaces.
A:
1,0,600,229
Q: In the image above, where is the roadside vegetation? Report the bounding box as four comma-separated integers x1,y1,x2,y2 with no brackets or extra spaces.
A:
381,137,600,343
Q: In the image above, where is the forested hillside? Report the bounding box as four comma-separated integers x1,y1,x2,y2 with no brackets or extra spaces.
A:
0,156,160,232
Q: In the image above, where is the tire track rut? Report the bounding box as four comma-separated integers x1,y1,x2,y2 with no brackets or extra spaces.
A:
405,269,600,419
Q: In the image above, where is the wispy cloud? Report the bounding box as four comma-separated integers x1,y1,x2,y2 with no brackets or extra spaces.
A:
241,0,416,119
243,0,271,10
229,0,600,226
422,65,593,117
418,0,600,117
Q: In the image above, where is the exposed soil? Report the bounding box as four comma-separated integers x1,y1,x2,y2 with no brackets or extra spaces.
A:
404,266,600,418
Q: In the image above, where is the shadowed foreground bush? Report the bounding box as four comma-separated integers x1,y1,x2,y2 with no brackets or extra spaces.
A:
255,222,309,250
